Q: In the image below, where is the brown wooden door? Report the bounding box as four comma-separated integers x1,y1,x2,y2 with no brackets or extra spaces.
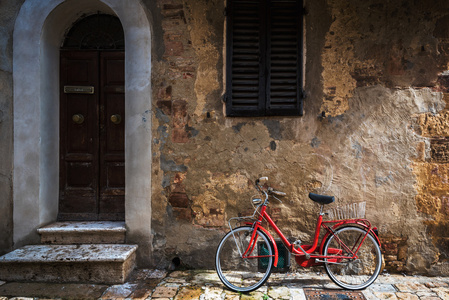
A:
59,51,125,220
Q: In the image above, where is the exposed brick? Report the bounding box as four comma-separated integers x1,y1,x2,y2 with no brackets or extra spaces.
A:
172,100,188,128
430,138,449,163
437,75,449,93
165,33,183,42
381,242,398,255
161,4,185,21
157,100,172,115
172,127,189,143
164,40,184,57
195,207,225,227
163,4,184,10
157,85,172,101
387,41,407,76
169,193,189,208
380,236,408,273
173,207,192,221
169,59,196,72
351,67,382,87
442,196,449,215
385,255,398,261
172,100,189,143
398,245,408,261
434,15,449,39
171,173,187,193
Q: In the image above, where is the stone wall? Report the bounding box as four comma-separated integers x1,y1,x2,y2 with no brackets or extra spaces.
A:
150,0,449,275
0,0,448,275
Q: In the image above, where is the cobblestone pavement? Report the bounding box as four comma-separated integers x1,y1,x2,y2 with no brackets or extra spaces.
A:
0,269,448,299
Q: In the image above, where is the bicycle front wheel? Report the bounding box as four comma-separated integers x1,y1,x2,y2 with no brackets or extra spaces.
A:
323,226,382,290
215,226,273,293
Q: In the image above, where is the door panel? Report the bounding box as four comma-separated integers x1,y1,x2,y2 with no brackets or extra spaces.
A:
99,52,125,219
59,50,125,221
59,51,98,220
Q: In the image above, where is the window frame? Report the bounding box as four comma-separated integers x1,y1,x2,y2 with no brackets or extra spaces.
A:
225,0,304,117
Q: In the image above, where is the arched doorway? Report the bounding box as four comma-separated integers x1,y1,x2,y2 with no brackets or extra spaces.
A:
59,14,125,220
13,0,153,264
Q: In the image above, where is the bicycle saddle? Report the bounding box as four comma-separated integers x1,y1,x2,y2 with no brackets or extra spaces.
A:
308,193,335,205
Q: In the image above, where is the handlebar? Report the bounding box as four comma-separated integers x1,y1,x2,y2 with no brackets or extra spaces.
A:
255,177,286,200
269,188,286,196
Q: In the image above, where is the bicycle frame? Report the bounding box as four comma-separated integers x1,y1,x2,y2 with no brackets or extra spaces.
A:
244,203,381,268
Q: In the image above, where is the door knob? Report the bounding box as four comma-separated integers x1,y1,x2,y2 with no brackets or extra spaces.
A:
110,114,122,124
72,114,84,124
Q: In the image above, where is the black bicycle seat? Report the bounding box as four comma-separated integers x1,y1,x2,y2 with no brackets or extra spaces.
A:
308,193,335,205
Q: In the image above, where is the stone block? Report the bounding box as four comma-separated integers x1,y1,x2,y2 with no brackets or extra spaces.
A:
395,292,419,300
174,286,203,299
99,283,137,299
151,286,178,298
0,244,137,284
37,221,126,244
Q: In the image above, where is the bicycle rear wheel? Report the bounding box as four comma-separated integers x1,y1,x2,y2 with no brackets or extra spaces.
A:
323,226,382,290
215,226,273,293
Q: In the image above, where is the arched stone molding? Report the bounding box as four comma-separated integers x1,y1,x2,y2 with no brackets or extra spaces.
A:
13,0,152,265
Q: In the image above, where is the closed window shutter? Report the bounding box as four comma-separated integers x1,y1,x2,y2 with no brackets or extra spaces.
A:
226,0,264,117
267,0,303,116
226,0,303,117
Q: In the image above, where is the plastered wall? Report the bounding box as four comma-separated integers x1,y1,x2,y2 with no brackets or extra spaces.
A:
150,0,449,275
0,0,448,274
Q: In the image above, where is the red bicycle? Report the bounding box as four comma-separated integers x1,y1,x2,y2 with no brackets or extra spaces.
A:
215,177,382,293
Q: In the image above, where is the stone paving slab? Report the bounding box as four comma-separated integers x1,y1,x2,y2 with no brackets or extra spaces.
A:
0,269,448,299
0,282,108,299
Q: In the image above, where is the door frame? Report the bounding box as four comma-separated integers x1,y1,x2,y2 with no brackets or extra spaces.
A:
13,0,153,265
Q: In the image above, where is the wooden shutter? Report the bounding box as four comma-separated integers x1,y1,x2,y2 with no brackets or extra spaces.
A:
226,0,303,117
226,0,264,116
267,0,303,116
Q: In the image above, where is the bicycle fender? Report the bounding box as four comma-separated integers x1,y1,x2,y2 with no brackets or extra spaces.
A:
257,226,279,267
319,221,381,254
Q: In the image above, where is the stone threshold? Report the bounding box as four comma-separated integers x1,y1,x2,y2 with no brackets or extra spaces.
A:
37,221,127,244
37,221,126,234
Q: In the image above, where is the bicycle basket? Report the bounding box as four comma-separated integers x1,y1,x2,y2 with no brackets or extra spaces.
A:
325,201,366,219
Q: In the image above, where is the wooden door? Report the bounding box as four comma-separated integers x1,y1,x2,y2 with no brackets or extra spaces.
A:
59,51,125,220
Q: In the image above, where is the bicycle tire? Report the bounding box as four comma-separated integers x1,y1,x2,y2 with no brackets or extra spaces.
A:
215,226,274,293
323,226,382,290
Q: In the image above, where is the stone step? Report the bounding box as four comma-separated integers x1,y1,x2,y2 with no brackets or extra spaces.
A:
0,244,137,284
37,221,126,244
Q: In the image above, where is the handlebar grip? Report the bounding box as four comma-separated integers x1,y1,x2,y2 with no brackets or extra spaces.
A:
272,190,286,196
258,177,268,183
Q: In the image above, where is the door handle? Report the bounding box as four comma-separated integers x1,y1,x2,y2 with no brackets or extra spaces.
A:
72,114,84,124
110,114,122,124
